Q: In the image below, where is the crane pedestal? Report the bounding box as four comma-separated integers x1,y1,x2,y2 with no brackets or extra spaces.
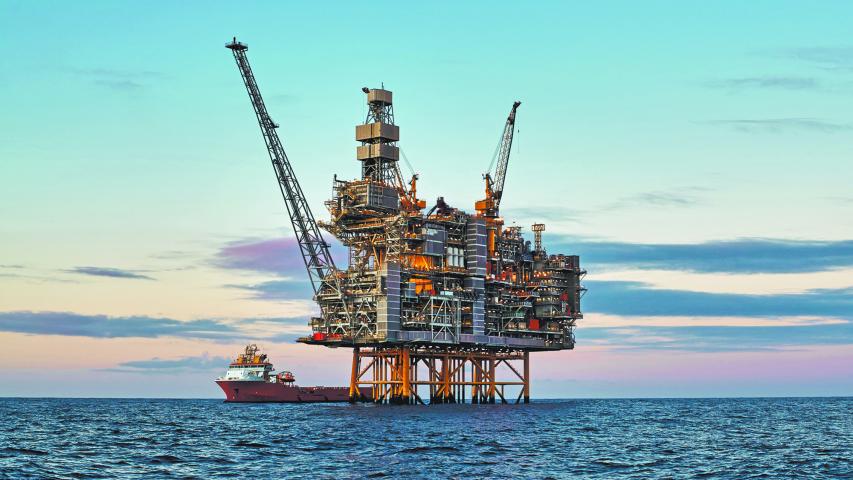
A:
349,347,530,405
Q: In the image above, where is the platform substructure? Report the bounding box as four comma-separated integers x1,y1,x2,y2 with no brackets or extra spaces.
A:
348,347,530,404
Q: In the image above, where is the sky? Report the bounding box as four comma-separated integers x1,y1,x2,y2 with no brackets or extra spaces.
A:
1,0,851,398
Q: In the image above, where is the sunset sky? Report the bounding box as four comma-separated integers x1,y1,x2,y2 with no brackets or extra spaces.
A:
1,1,851,398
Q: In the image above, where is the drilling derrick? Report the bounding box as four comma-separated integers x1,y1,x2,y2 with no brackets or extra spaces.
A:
357,87,401,185
227,39,585,405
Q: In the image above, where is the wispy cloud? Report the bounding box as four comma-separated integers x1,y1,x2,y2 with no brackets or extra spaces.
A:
68,67,163,79
66,67,163,91
0,311,235,339
214,237,346,276
106,353,232,373
214,237,348,305
500,206,585,224
0,264,25,278
93,79,144,91
149,250,199,261
700,118,852,134
602,190,702,211
220,236,853,278
824,195,853,205
628,192,697,207
226,279,313,302
705,76,820,92
65,266,154,280
584,313,847,329
769,46,853,72
0,311,308,340
552,238,853,274
215,237,306,275
584,281,853,318
502,189,704,224
581,322,852,352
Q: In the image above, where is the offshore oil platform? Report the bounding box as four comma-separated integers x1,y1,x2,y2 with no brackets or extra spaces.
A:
226,38,585,404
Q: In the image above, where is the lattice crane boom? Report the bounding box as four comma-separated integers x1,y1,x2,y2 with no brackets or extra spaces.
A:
476,101,521,217
492,100,521,208
225,38,337,295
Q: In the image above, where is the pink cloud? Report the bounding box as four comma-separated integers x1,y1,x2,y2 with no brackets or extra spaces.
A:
215,237,347,276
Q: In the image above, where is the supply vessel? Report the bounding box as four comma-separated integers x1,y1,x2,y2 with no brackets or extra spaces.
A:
215,344,364,402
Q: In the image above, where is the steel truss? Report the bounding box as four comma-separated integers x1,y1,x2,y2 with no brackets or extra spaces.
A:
349,347,530,405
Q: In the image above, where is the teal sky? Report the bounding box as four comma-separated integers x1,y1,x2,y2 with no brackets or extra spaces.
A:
1,1,851,398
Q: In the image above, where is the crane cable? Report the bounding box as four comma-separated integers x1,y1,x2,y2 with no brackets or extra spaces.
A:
399,147,416,178
485,132,502,177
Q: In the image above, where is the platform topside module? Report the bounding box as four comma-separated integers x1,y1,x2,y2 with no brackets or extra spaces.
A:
307,88,585,352
227,38,586,403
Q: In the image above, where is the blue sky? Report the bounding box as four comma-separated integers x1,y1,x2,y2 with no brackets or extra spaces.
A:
0,1,851,398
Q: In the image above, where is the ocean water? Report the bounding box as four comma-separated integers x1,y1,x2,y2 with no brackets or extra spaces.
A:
0,397,850,479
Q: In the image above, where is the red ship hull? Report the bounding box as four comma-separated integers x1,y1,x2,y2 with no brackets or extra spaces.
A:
216,380,362,403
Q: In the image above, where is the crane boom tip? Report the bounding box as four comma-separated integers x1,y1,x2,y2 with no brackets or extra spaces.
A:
226,37,248,51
